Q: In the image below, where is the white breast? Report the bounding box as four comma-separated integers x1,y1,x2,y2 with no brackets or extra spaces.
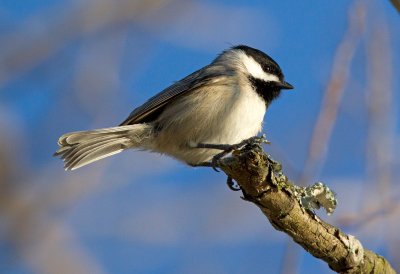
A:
214,84,266,145
150,81,267,164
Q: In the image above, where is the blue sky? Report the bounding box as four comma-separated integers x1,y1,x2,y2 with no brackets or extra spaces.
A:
1,1,399,273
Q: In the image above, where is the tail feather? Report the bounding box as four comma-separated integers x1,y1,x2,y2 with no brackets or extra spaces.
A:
55,124,152,170
58,125,135,146
63,137,124,165
59,135,121,160
66,139,129,170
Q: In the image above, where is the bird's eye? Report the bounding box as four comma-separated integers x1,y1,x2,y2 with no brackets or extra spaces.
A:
265,66,272,73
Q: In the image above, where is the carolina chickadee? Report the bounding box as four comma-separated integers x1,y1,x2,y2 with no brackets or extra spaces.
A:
55,45,293,170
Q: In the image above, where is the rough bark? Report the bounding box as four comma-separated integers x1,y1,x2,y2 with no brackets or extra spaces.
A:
218,145,395,274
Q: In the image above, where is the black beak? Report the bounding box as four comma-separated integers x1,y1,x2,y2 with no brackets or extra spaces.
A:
277,81,294,90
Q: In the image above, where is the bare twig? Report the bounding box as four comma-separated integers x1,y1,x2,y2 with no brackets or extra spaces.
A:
218,146,395,273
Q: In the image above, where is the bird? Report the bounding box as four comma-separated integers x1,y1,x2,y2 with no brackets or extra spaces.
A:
55,45,293,172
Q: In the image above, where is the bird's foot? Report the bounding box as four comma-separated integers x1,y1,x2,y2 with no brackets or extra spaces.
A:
191,135,269,191
195,134,269,171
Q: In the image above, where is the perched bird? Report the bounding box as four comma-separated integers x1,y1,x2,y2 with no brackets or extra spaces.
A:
55,45,293,171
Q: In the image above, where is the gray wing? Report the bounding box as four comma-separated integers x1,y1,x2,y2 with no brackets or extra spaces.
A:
120,65,228,125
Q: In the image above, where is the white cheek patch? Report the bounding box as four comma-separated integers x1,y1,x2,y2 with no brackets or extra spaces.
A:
238,52,280,82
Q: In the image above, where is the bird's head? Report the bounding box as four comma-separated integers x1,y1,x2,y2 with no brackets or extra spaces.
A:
220,45,293,104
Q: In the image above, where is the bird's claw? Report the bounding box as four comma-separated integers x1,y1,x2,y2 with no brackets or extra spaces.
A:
194,135,269,191
227,176,241,191
210,150,231,172
197,135,270,172
243,134,270,149
211,155,221,172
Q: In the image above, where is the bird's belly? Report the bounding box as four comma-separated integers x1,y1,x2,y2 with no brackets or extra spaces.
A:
153,86,267,164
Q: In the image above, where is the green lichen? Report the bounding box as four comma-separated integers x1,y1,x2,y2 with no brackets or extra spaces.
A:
294,182,337,215
265,155,337,215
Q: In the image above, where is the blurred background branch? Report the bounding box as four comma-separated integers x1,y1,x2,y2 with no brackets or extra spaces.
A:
280,2,366,272
0,0,183,86
300,1,366,185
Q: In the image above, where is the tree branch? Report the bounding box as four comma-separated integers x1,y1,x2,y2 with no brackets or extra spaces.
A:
218,146,395,273
390,0,400,13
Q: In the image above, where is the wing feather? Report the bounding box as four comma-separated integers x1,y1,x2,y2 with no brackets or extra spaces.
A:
120,65,229,125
